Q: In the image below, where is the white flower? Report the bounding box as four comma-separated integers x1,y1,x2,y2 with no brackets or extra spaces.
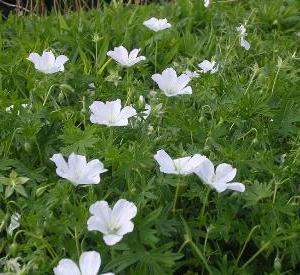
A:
87,199,137,246
184,70,200,78
138,96,151,120
27,50,68,74
194,158,245,193
53,251,114,275
89,99,137,127
236,24,251,50
152,68,192,97
198,60,219,74
107,46,146,67
5,104,31,114
204,0,210,8
50,153,107,186
7,212,20,236
143,17,171,32
154,149,207,175
143,104,151,119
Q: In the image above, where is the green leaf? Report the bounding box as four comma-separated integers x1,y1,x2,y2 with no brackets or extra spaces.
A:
5,186,14,199
14,185,27,198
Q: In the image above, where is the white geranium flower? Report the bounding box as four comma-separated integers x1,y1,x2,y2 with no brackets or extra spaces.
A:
5,104,31,114
152,68,192,97
142,104,151,119
236,24,251,50
53,251,114,275
107,46,146,67
194,158,245,193
198,60,219,74
27,50,68,74
7,212,20,236
154,149,207,175
50,153,107,186
143,17,171,32
138,96,151,120
184,70,200,78
204,0,210,8
87,199,137,246
89,99,137,127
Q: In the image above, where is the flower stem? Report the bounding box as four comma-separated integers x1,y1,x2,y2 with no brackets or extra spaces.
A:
43,84,59,106
199,188,210,224
172,177,182,214
189,240,213,275
74,227,80,258
155,40,158,73
241,240,271,269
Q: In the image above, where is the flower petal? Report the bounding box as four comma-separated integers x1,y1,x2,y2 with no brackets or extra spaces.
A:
90,101,108,125
212,182,228,193
53,259,81,275
79,251,101,275
116,220,134,235
112,199,137,224
198,60,213,73
87,216,109,234
88,201,111,234
194,158,214,184
185,154,207,173
226,182,245,192
129,49,140,60
177,74,191,90
27,53,41,65
50,153,70,179
215,163,237,184
240,37,250,50
116,106,137,125
89,200,112,220
68,153,87,172
103,234,123,246
154,149,176,174
55,55,69,70
178,86,192,95
42,50,55,66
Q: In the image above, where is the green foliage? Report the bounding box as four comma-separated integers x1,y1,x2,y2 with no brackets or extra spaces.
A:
0,0,300,274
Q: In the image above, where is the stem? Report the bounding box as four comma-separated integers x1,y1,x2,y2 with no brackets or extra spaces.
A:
125,69,132,105
203,227,210,254
5,128,21,157
34,138,43,164
172,177,182,214
190,240,213,275
155,40,158,73
82,96,86,128
74,227,80,258
236,225,260,264
177,239,190,253
199,188,210,224
95,42,98,68
43,84,59,106
270,60,282,96
244,64,259,95
241,241,271,269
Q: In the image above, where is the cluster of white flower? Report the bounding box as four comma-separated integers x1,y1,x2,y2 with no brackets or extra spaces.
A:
25,14,250,274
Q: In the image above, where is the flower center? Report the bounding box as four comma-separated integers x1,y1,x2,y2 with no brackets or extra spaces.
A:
108,222,120,234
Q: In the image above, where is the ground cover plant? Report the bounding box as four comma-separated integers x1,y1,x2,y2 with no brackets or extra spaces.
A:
0,0,300,274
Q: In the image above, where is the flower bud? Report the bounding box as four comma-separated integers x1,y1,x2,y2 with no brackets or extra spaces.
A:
251,138,259,145
198,116,205,123
274,257,281,272
58,91,65,102
8,243,18,256
24,142,32,152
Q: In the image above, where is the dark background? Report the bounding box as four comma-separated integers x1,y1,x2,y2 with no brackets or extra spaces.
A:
0,0,166,18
